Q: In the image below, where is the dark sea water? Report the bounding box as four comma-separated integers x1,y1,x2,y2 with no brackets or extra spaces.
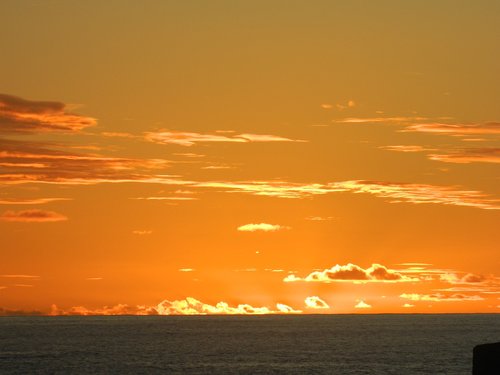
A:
0,314,499,374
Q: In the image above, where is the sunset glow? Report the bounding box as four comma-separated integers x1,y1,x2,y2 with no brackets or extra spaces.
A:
1,1,499,316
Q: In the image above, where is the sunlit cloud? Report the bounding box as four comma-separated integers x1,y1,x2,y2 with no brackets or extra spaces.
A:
86,277,103,281
0,138,176,186
144,130,305,146
354,300,371,309
131,196,198,201
0,275,39,278
404,122,500,135
132,230,153,235
0,197,71,205
195,180,500,210
304,296,329,309
439,272,489,284
276,303,302,314
285,263,417,283
400,293,484,302
0,209,67,222
428,148,500,164
379,145,432,153
305,216,336,221
237,223,289,232
403,303,414,308
336,116,429,123
178,268,195,272
332,180,500,210
0,93,96,134
49,297,301,316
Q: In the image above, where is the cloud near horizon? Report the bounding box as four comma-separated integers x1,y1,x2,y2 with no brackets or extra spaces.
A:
304,296,330,309
0,93,96,134
48,297,302,316
284,263,419,283
0,209,67,223
400,293,484,302
354,300,372,309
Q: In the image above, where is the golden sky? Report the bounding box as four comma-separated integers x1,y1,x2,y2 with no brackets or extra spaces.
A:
1,1,500,315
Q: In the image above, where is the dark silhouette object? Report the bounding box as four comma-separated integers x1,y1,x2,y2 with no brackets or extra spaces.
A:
473,342,500,374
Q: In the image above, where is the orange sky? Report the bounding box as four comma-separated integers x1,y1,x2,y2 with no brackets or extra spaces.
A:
1,1,500,315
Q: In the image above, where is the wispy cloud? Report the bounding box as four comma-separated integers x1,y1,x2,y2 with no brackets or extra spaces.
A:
132,230,153,235
428,148,500,164
284,263,416,283
144,130,305,146
0,138,175,186
195,180,500,210
379,145,432,153
304,296,330,309
0,209,67,222
131,196,198,201
336,116,430,124
404,122,500,136
0,93,96,134
0,275,39,278
400,293,483,302
0,198,71,205
237,223,289,232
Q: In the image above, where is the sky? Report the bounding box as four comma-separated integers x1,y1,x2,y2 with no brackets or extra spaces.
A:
1,0,500,315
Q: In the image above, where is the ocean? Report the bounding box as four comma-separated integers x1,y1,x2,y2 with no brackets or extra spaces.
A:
0,314,499,374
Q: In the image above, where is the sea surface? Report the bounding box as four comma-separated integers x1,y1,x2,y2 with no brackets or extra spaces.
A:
0,314,499,374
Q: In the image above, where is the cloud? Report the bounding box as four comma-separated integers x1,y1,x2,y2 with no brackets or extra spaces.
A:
379,145,432,153
0,138,176,186
332,180,500,210
304,296,330,309
237,223,289,232
428,148,500,164
285,263,418,283
48,297,301,316
336,116,429,123
0,209,67,222
131,196,198,201
86,277,102,281
194,180,500,210
354,300,371,309
400,293,484,302
0,307,43,316
0,198,71,205
404,122,500,135
403,303,414,308
305,216,336,221
144,130,305,146
276,303,302,314
178,268,195,272
440,272,488,284
0,274,39,278
0,93,96,134
2,140,498,210
132,230,153,235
